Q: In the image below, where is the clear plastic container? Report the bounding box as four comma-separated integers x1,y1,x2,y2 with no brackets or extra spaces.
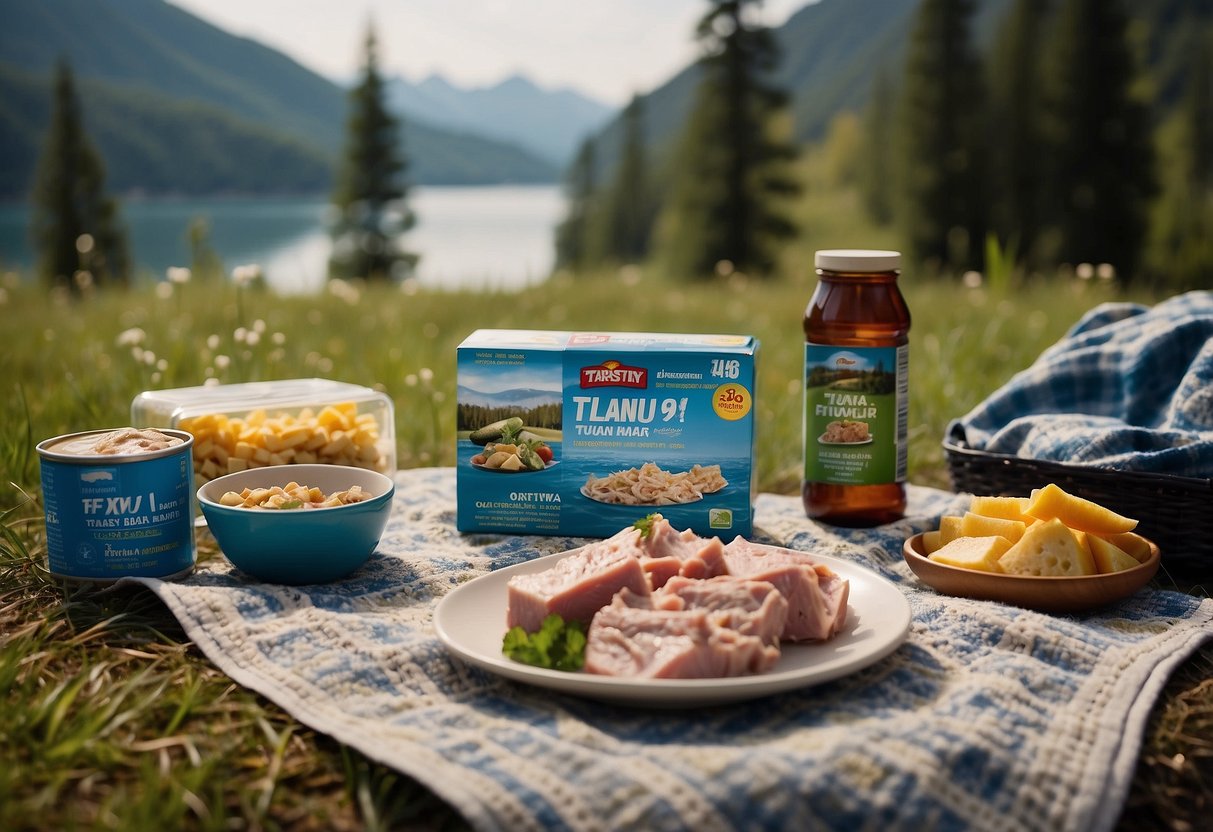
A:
132,379,396,491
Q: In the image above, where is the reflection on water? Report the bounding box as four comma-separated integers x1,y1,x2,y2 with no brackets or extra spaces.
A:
0,185,564,294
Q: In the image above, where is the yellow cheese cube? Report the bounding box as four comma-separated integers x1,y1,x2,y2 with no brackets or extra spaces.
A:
1025,483,1137,535
960,511,1027,543
969,495,1036,525
921,529,944,554
1088,535,1142,574
928,535,1011,572
998,518,1097,577
1097,531,1153,563
939,515,965,545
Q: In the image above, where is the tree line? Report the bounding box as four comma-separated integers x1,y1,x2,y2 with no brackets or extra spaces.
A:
27,0,1212,293
28,26,416,294
556,0,1210,289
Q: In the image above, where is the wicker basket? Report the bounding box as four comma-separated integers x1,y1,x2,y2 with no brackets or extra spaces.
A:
944,439,1212,575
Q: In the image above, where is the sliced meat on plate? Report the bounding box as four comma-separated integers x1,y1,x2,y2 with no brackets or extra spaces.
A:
506,525,651,632
722,538,850,642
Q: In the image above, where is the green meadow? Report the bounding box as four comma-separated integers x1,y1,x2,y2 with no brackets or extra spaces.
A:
1,158,1207,829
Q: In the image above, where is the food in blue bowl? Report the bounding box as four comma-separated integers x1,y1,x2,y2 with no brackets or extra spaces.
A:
197,464,394,584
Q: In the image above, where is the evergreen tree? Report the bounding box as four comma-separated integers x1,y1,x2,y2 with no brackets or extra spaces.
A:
894,0,985,272
1148,26,1213,290
329,26,417,282
29,58,130,294
554,137,598,272
655,0,800,280
859,68,897,226
596,95,657,264
986,0,1050,266
1039,0,1154,280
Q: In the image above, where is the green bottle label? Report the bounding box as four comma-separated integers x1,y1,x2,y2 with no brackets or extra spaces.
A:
804,343,907,485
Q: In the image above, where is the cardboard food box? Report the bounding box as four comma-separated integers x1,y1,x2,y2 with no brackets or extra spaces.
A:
456,330,758,538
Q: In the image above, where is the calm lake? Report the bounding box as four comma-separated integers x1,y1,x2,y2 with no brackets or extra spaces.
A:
0,184,565,294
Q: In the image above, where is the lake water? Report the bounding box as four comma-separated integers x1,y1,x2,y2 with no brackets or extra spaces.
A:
0,184,565,294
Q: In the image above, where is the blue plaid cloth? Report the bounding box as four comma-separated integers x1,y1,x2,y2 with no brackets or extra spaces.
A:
122,469,1213,832
948,291,1213,477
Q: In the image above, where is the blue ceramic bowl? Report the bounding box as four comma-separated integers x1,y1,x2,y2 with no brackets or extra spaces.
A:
197,464,394,584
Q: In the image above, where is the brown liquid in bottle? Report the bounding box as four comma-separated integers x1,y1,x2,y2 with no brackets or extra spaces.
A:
803,250,910,526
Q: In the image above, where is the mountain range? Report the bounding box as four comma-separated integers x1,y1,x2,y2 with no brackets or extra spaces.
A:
456,385,560,411
386,74,613,167
0,0,1205,199
0,0,604,197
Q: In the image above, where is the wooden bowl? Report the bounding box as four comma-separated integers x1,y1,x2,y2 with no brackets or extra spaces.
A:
902,533,1160,613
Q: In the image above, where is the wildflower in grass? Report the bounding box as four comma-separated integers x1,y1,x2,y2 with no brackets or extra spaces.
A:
1076,263,1094,280
234,327,248,344
419,367,434,384
272,332,286,346
116,327,146,347
207,334,220,350
328,278,361,305
1096,263,1115,280
404,373,418,387
231,264,261,286
963,271,983,288
204,377,220,387
214,355,231,370
167,266,191,284
155,281,174,299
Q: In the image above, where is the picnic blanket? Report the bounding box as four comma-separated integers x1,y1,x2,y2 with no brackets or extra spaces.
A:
948,290,1213,477
122,469,1212,832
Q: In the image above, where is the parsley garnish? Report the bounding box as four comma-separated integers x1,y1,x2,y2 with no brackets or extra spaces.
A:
502,614,587,671
632,513,659,539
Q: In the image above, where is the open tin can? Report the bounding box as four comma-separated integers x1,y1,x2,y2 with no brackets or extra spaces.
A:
37,428,196,582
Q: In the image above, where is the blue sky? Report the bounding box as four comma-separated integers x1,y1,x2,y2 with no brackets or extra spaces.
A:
170,0,806,106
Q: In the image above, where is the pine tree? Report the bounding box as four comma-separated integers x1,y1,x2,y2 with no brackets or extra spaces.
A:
554,137,598,272
986,0,1050,266
29,58,130,294
894,0,985,272
655,0,800,280
596,95,657,264
329,26,417,282
1148,25,1213,290
859,69,897,226
1039,0,1154,280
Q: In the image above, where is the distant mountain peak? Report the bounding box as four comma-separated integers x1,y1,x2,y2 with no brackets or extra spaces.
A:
386,70,614,166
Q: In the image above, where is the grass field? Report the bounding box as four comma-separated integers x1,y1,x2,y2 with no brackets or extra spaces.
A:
1,255,1209,829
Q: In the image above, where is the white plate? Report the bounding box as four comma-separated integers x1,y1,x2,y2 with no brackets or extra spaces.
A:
433,547,911,706
817,434,874,446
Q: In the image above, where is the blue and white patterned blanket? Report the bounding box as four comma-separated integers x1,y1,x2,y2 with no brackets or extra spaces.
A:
948,290,1213,477
125,469,1212,832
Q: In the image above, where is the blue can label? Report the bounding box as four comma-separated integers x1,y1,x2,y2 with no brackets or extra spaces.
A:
39,430,196,580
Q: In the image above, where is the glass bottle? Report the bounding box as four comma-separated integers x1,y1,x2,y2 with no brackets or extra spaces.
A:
803,249,910,526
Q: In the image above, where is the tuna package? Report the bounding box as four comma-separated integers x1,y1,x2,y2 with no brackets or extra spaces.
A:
456,330,758,539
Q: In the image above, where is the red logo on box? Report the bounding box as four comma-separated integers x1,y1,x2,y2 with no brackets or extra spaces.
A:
580,360,648,389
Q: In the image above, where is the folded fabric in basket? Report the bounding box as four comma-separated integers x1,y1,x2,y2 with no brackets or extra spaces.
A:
948,290,1213,478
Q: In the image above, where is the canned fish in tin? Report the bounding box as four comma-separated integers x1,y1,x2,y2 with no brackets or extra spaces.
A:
37,427,196,582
